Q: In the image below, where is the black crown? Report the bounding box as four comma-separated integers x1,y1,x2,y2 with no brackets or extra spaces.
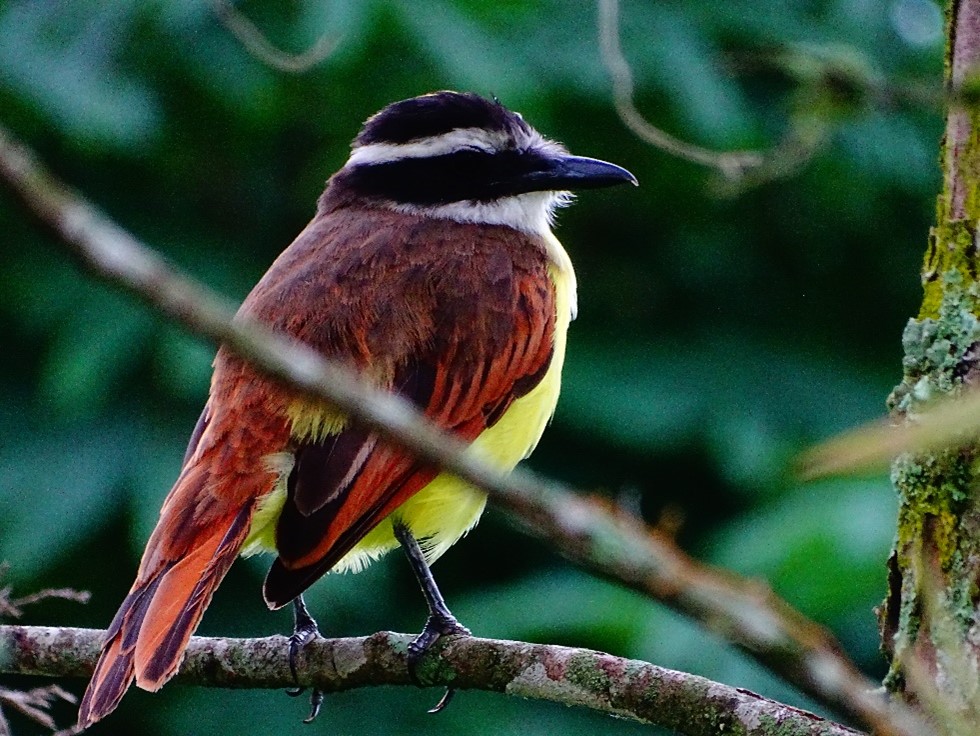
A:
355,91,529,147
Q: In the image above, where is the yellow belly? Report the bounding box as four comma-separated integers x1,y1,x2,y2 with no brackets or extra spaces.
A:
242,241,575,574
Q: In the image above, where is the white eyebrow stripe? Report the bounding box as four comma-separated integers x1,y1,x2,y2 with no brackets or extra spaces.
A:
346,127,511,166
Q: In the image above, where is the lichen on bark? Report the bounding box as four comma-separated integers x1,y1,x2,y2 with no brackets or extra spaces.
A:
881,1,980,709
883,270,980,698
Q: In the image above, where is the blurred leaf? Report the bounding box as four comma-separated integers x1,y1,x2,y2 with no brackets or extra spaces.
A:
0,0,161,147
705,413,797,491
624,4,754,144
627,605,832,720
0,420,130,582
39,291,154,418
152,327,214,401
799,388,980,480
839,110,935,192
125,419,191,559
393,0,541,102
0,254,87,335
705,477,894,627
560,334,890,465
452,569,649,653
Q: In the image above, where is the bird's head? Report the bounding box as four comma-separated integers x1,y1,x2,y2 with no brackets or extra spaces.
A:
327,91,637,234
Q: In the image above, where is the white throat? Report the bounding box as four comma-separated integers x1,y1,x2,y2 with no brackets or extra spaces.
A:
389,191,571,237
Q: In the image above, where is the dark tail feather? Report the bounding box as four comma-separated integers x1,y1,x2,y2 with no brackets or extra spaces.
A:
77,503,253,728
77,636,134,728
77,575,160,728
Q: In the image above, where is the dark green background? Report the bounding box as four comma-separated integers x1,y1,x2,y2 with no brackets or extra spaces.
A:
0,0,943,733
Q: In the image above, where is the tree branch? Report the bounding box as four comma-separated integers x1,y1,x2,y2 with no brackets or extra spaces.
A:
211,0,339,73
597,0,763,178
0,625,865,736
0,124,923,736
597,0,821,185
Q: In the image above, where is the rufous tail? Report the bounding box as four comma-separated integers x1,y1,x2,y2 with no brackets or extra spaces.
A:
77,355,291,729
77,477,257,728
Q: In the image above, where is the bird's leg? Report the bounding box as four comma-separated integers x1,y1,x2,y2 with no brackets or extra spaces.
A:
393,521,469,713
286,594,324,722
393,522,470,654
287,594,320,683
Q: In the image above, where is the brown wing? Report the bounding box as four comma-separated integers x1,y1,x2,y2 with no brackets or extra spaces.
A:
244,207,557,608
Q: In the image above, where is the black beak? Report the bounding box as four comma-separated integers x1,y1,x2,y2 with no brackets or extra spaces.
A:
519,154,638,192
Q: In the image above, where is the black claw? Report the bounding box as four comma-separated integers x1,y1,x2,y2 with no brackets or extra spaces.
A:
288,621,320,682
406,613,470,682
427,687,456,714
287,596,324,721
406,612,470,715
303,689,324,723
392,522,471,715
288,595,321,681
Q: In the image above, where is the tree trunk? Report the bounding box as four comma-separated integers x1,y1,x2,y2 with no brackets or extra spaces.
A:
881,0,980,713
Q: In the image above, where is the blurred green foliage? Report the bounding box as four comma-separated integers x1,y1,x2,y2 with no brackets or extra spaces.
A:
0,0,945,733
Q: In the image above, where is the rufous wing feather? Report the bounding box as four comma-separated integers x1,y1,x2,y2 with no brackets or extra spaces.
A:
78,391,289,728
262,256,557,608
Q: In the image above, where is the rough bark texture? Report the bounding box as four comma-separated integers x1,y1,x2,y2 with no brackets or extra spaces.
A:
880,0,980,712
0,625,866,736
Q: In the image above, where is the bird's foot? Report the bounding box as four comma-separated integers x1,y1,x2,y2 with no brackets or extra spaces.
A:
287,597,324,722
407,613,470,714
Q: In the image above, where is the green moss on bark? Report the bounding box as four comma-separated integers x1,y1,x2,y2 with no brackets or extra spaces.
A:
885,266,980,697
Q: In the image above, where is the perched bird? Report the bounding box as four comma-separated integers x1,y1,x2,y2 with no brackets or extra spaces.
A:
77,91,636,727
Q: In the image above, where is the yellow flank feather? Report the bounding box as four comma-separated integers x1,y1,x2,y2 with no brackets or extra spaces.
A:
240,453,292,556
284,401,347,442
242,231,575,572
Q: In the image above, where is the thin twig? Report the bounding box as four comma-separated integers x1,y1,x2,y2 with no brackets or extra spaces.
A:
211,0,338,73
8,591,90,614
0,564,90,620
598,0,833,187
0,625,867,736
598,0,767,179
0,684,77,735
0,123,926,736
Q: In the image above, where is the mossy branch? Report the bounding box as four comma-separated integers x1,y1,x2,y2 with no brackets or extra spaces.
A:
0,624,870,736
0,124,925,736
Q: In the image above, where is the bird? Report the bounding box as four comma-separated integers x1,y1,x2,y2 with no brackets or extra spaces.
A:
77,90,636,728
